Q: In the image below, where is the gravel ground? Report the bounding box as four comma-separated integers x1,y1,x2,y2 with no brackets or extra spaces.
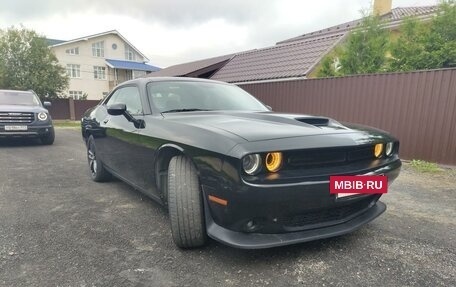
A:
0,129,455,287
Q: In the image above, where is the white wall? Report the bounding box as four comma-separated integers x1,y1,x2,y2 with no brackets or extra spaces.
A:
51,33,146,100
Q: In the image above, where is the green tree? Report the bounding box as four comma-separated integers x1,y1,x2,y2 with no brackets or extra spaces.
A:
389,1,456,71
338,15,389,75
388,18,429,71
0,27,68,99
424,1,456,68
317,1,455,77
317,15,389,77
316,55,340,78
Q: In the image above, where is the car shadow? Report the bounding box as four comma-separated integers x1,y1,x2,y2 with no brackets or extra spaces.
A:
0,138,42,147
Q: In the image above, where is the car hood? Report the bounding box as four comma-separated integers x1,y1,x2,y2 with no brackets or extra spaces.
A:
0,104,47,113
163,111,362,142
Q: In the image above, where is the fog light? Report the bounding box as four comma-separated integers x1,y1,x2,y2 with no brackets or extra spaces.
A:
374,143,384,158
244,220,259,232
265,152,283,172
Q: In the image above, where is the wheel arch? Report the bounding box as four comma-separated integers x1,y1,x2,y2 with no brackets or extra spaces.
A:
81,123,92,143
155,144,187,203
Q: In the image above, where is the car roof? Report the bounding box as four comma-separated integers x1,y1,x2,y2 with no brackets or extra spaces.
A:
0,89,36,95
121,76,233,87
0,89,34,93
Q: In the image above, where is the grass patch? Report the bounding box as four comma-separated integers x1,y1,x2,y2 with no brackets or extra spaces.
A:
410,159,443,173
53,120,80,128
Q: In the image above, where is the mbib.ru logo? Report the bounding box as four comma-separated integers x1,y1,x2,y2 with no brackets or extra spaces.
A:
330,175,387,195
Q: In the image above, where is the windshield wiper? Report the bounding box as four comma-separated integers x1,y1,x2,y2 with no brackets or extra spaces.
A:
161,108,210,114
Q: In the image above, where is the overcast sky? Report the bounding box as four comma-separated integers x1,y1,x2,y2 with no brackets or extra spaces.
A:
0,0,438,68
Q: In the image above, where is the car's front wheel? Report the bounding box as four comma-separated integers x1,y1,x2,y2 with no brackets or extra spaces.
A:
40,127,55,145
167,155,207,248
87,136,111,182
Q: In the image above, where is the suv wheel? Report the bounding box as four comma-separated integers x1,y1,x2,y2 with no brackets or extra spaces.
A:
40,127,55,145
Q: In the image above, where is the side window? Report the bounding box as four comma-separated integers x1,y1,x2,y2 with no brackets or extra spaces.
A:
105,86,143,115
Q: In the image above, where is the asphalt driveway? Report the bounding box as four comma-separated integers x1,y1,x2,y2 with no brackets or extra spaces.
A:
0,129,455,286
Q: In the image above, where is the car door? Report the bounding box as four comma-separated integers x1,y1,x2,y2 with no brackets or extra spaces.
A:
97,85,146,185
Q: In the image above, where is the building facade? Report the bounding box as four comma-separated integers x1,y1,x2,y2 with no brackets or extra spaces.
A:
49,30,160,100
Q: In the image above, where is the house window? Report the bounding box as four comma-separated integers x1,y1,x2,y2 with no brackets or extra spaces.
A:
93,66,106,80
68,91,83,100
66,64,80,78
92,41,104,57
133,70,146,79
125,45,136,61
65,47,79,55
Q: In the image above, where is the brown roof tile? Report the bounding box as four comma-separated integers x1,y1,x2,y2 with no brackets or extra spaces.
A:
277,6,437,45
211,34,344,83
390,6,438,20
146,54,234,77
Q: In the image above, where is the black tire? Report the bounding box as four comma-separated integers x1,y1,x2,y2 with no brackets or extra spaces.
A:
167,155,207,248
40,127,55,145
87,136,112,182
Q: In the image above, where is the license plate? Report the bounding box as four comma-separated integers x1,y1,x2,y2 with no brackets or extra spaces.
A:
4,125,28,131
330,175,388,198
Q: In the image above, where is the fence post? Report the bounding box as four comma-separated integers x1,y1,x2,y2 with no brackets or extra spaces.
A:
69,98,76,121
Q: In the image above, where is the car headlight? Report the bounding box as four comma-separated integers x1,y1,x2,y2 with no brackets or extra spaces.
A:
265,152,283,172
385,142,394,156
242,154,262,175
38,112,48,121
374,143,384,158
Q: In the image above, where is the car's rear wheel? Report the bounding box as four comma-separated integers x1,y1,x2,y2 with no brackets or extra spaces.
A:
87,136,111,182
167,155,207,248
40,127,55,145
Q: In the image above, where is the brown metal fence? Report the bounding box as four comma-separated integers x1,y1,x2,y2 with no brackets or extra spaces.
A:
239,68,456,165
48,99,99,120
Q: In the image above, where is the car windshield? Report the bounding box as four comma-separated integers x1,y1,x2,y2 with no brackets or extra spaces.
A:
147,81,269,113
0,91,41,106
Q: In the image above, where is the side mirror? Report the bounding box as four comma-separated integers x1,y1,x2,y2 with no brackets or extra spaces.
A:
265,105,272,111
43,101,52,108
107,103,145,129
107,103,127,116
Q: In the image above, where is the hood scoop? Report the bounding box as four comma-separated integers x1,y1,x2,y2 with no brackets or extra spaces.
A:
296,117,330,127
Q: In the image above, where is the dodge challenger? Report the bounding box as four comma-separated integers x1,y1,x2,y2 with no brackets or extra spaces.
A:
81,77,401,249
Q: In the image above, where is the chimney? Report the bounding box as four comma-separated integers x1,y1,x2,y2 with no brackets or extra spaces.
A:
373,0,392,16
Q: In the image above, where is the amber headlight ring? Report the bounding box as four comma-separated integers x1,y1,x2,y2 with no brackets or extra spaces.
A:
374,143,384,158
265,152,283,172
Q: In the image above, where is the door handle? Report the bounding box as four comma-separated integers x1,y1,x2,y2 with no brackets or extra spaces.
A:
103,118,109,124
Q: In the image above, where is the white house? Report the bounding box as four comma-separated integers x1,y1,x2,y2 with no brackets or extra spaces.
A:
49,30,160,100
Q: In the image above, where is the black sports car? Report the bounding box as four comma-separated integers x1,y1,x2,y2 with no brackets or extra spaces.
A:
81,77,401,249
0,89,55,144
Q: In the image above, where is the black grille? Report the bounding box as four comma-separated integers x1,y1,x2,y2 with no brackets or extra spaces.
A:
0,112,35,124
287,146,374,168
280,197,374,229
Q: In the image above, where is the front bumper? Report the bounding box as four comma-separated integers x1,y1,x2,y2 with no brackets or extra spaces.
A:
201,158,401,249
205,200,386,249
0,125,53,138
